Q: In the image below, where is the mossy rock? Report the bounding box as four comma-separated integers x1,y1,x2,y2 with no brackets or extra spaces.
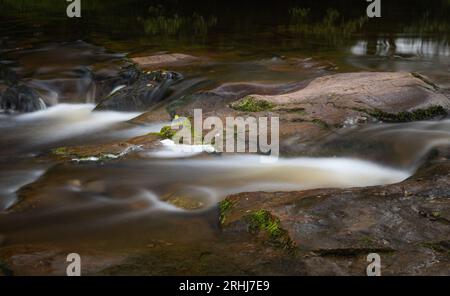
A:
244,209,295,250
230,96,275,112
51,146,127,161
419,241,450,256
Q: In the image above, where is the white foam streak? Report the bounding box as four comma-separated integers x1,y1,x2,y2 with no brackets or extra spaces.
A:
7,104,148,145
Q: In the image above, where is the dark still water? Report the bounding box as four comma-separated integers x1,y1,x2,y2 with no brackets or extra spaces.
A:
0,0,449,273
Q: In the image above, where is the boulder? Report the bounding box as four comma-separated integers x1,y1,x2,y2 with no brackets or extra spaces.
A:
95,70,183,112
218,147,450,275
0,84,46,113
93,63,141,100
239,72,450,127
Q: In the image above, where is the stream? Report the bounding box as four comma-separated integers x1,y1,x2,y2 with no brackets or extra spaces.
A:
0,0,449,258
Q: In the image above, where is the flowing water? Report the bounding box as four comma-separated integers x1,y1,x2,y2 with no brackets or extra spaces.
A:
0,1,449,254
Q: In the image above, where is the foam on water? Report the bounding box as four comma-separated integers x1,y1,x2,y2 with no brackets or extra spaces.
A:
0,104,161,149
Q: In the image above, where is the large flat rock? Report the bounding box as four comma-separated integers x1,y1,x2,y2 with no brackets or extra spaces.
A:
233,72,449,128
219,147,450,275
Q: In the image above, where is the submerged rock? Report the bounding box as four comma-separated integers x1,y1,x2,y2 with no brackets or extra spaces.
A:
131,53,199,69
93,63,141,100
162,194,205,210
95,70,183,111
0,84,46,113
49,133,161,162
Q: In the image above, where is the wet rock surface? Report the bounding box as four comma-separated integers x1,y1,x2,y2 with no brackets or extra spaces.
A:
131,53,200,69
95,70,184,111
134,71,450,153
1,47,449,275
49,133,161,162
0,244,126,276
2,41,128,105
218,147,450,275
0,84,46,113
232,72,450,126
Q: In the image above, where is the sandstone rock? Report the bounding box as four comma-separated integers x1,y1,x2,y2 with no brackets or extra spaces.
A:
50,133,161,162
147,72,449,154
218,147,450,275
0,244,126,276
243,72,450,127
165,80,309,117
131,53,199,69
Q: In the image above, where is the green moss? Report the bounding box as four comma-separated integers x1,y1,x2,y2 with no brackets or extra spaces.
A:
314,247,394,257
218,199,234,225
367,106,447,123
289,7,310,23
141,7,217,37
158,125,177,139
311,119,329,129
288,7,367,42
245,210,294,250
52,147,69,156
295,108,307,116
419,241,450,256
359,235,377,246
280,107,307,116
230,96,275,112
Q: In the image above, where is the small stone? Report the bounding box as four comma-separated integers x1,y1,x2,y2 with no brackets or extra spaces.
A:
164,195,205,210
131,53,198,68
67,179,82,187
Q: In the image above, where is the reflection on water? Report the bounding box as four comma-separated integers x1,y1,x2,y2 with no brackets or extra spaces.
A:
351,38,450,58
